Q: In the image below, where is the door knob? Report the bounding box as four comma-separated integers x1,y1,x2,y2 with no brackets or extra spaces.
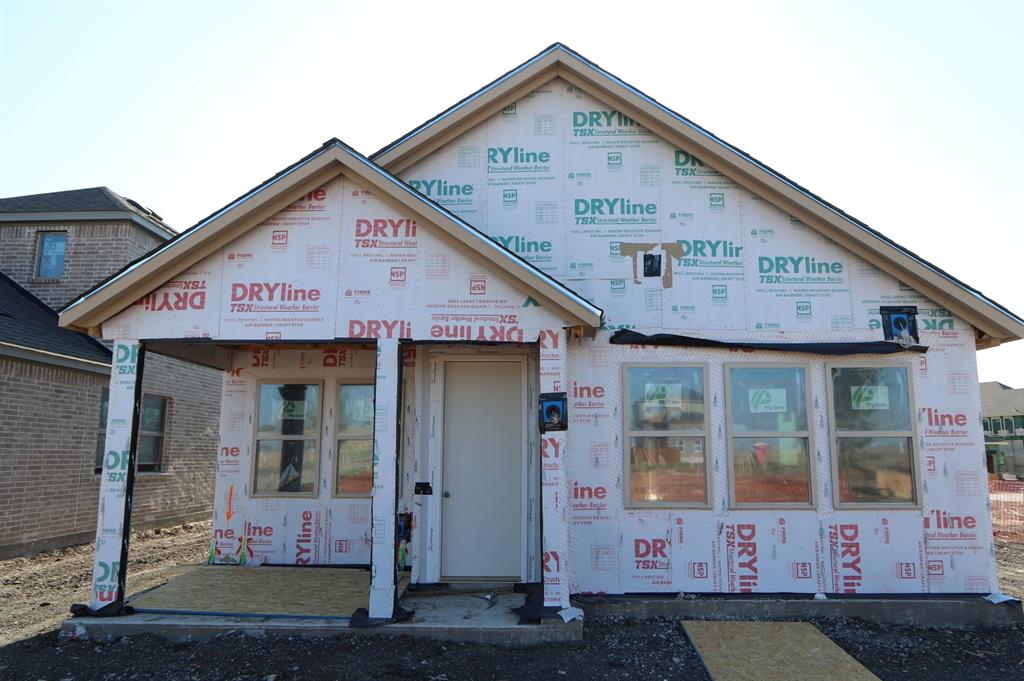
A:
443,491,451,498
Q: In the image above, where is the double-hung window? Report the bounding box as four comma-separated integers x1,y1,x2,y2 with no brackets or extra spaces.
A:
253,382,320,496
828,364,918,506
335,383,375,497
93,391,166,473
727,364,813,506
623,364,709,508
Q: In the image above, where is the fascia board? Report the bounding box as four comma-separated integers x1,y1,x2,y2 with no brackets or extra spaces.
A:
60,142,601,332
59,151,344,331
335,146,602,327
551,57,1024,343
0,340,111,375
0,211,174,241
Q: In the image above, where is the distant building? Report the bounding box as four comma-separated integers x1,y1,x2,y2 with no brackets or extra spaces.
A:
0,188,221,559
982,381,1024,475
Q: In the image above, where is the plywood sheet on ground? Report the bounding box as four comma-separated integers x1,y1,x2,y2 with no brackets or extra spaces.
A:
128,567,408,618
683,621,880,681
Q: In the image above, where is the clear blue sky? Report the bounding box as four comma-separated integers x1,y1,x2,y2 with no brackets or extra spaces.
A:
1,0,1021,385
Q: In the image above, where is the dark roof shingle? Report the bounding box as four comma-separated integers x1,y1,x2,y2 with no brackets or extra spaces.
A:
0,187,173,235
0,271,111,365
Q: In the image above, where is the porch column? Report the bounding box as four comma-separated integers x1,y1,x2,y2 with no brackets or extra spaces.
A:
539,327,570,609
89,340,145,612
369,338,400,619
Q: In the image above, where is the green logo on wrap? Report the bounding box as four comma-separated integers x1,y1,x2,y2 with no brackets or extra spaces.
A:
748,388,787,413
851,385,889,410
104,449,130,482
115,342,138,375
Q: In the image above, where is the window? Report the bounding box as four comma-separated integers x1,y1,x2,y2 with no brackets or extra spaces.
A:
982,418,992,433
828,365,917,506
36,232,67,278
253,383,320,496
335,384,375,497
94,389,110,474
726,365,813,506
94,391,167,473
1004,417,1015,434
623,365,708,507
138,396,167,472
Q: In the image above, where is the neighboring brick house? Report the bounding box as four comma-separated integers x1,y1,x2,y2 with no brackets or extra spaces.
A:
982,381,1024,474
0,188,221,559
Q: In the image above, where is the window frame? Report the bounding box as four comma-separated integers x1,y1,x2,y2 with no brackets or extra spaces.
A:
250,379,323,499
94,388,110,475
35,231,68,279
333,380,376,499
724,362,816,510
622,362,712,510
136,394,169,474
825,361,922,510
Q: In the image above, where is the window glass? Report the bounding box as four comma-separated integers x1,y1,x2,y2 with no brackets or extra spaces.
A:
729,367,808,433
830,367,910,432
829,365,917,506
982,418,991,433
628,436,706,504
140,395,166,432
37,233,66,278
257,384,319,437
137,435,164,470
626,366,704,431
337,440,373,495
254,440,317,494
95,389,109,472
1005,417,1015,433
336,384,374,497
624,366,707,507
732,437,811,503
835,437,914,503
339,384,375,435
1015,416,1024,430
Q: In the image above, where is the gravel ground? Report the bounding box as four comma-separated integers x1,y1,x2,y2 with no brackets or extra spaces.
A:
0,526,1022,680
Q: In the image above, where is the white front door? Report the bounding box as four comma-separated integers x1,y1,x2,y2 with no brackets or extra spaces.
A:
440,360,525,581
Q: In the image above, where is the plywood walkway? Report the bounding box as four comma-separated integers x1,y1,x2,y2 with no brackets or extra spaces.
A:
128,566,408,619
683,621,880,681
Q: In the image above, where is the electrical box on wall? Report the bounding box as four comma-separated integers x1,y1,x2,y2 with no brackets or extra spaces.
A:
539,392,567,432
880,305,919,344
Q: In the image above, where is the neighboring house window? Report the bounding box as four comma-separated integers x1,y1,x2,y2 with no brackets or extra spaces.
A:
94,389,110,474
138,396,168,473
1004,417,1015,433
726,365,813,507
623,365,709,508
335,383,375,497
94,391,167,474
827,365,917,506
36,232,67,278
253,382,320,496
982,418,991,433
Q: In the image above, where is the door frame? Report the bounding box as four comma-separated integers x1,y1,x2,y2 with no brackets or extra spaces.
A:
431,355,529,582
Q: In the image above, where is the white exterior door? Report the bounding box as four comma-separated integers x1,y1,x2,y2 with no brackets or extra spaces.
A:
440,360,525,581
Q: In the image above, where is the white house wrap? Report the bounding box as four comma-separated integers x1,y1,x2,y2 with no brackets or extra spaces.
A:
62,45,1022,620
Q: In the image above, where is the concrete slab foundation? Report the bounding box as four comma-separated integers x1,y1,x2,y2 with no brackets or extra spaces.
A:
578,594,1024,628
60,591,583,646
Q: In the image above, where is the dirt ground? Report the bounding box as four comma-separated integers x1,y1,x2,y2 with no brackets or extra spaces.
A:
0,522,210,647
0,525,1022,681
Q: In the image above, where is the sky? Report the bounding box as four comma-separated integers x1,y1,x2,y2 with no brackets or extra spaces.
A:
1,0,1022,385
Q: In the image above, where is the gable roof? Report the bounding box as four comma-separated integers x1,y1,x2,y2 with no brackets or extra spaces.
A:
57,139,603,334
0,186,176,240
981,381,1024,418
372,43,1024,348
0,270,111,372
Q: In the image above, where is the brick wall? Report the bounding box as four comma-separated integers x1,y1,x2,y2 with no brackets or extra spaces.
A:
0,221,162,309
0,355,221,558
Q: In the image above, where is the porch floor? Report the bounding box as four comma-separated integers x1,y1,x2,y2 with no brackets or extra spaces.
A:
63,582,583,646
126,565,407,619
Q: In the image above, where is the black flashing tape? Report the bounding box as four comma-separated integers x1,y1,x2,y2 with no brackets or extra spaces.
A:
609,329,928,355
